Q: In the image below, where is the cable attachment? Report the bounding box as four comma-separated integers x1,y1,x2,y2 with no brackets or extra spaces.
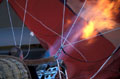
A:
54,44,64,59
60,44,64,49
54,48,62,59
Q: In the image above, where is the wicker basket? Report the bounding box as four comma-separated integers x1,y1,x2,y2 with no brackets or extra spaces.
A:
0,55,31,79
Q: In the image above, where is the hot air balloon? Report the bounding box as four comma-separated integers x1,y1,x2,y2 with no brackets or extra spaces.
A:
0,0,120,79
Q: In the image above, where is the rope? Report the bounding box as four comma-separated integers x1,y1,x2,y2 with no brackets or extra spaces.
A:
14,0,61,38
56,59,62,79
15,0,87,61
62,48,109,63
64,27,120,47
90,44,120,79
55,0,66,60
65,69,68,79
62,0,87,45
19,0,29,48
60,0,88,61
61,0,66,47
14,0,76,47
6,0,17,46
23,32,34,59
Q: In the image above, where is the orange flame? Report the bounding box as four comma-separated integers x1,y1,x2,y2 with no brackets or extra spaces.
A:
82,21,97,38
81,0,120,39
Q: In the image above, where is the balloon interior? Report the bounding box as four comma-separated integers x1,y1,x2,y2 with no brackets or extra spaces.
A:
0,0,120,79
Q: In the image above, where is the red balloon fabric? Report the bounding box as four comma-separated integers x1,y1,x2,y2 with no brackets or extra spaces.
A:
9,0,120,79
0,0,2,3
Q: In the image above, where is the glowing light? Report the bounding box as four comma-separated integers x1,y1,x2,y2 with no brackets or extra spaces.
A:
82,21,97,38
81,0,120,39
67,19,72,24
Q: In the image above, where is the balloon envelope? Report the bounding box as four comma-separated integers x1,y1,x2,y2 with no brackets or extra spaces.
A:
9,0,120,79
